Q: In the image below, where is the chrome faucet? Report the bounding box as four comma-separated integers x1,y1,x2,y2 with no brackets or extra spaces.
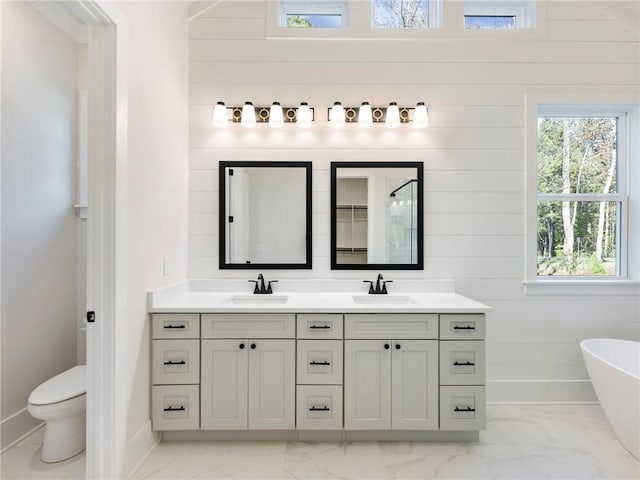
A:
363,273,393,294
249,273,278,294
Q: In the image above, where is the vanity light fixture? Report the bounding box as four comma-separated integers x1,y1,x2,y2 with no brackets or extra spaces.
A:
326,102,426,128
385,102,400,128
212,101,228,127
213,102,315,127
413,102,429,128
269,102,284,128
330,102,345,128
241,102,256,128
297,102,312,128
358,102,373,128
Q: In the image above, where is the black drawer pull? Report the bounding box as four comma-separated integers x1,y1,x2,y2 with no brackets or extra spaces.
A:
453,361,475,366
453,325,475,330
309,361,331,366
164,406,185,412
164,324,186,329
454,406,476,412
309,406,330,412
163,360,186,365
309,325,331,329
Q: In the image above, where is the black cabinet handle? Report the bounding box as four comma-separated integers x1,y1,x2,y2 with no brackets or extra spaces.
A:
309,406,330,412
453,361,475,366
453,325,475,330
163,360,186,365
164,406,185,412
239,343,245,349
309,325,331,330
309,361,330,366
164,324,186,329
395,344,401,350
250,343,257,350
454,406,476,412
384,343,390,350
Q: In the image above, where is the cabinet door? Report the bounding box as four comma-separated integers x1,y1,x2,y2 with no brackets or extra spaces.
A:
344,340,391,430
248,339,295,430
201,339,248,430
391,340,439,430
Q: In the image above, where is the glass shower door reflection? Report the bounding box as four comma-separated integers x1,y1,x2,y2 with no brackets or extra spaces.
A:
386,180,418,264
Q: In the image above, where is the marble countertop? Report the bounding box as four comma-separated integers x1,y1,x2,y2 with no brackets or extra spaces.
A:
149,280,491,314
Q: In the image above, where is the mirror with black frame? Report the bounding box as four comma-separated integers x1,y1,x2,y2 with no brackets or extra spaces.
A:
219,161,312,269
331,162,423,270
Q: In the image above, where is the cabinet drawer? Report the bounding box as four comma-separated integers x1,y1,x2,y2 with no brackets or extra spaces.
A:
152,314,200,339
152,385,199,431
439,341,485,386
297,340,343,385
439,386,485,431
345,314,438,339
297,314,343,339
152,339,200,385
439,314,485,340
201,313,295,339
296,385,343,430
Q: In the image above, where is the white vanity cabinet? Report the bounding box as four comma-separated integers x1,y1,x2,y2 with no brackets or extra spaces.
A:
200,314,295,430
344,314,439,430
438,314,486,431
296,314,344,430
150,304,487,439
151,314,201,431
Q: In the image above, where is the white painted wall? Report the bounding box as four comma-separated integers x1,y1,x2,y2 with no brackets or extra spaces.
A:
1,1,79,450
188,0,640,402
110,1,189,474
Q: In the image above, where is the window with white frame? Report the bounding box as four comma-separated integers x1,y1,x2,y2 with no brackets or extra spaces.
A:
373,0,439,28
464,0,534,28
280,1,347,28
534,107,628,278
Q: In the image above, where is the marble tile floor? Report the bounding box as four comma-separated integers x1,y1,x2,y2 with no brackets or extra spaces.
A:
2,405,639,480
131,406,639,480
1,426,85,480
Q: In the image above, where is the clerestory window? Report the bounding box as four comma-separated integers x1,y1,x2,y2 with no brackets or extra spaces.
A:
464,0,534,28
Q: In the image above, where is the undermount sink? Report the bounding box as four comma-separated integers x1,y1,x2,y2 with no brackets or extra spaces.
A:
224,295,289,305
352,295,418,305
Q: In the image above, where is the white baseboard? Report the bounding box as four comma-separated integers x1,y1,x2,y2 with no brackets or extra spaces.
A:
123,420,160,478
1,408,43,453
487,379,597,404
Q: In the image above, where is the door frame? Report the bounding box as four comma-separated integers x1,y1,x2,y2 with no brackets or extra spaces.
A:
61,1,127,477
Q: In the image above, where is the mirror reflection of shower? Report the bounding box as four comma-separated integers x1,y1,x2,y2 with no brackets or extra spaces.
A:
386,178,418,264
332,163,423,269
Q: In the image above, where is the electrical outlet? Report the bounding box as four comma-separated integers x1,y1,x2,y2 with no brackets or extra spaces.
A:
163,256,172,276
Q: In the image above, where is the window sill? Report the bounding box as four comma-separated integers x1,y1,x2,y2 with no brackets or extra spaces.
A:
523,279,640,296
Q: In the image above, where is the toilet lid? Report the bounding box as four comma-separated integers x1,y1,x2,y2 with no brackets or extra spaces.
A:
29,366,86,405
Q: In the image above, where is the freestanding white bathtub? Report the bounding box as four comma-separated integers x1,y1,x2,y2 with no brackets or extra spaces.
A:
581,338,640,460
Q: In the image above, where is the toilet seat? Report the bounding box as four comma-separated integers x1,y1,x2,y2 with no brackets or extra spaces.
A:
28,366,86,405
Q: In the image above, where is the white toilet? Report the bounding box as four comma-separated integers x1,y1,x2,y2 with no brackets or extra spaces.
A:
27,365,86,463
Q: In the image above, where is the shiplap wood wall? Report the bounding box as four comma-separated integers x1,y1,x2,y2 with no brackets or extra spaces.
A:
188,1,640,402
